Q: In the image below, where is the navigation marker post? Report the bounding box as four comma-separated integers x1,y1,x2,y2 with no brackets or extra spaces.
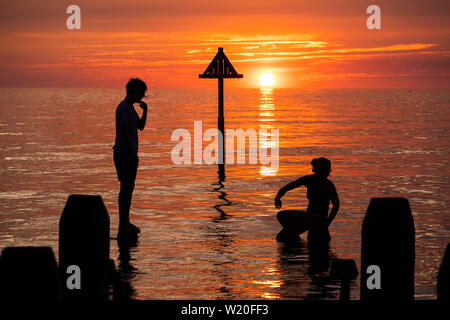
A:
199,47,243,175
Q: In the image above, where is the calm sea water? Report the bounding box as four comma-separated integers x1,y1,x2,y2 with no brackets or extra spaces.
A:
0,87,449,299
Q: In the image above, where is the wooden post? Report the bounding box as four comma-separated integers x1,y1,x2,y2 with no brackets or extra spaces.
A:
59,194,110,301
0,246,61,301
437,243,450,300
361,197,415,300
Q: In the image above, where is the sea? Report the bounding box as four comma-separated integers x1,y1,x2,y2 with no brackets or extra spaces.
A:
0,87,449,299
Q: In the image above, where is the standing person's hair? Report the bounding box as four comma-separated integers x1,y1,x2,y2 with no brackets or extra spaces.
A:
126,78,147,96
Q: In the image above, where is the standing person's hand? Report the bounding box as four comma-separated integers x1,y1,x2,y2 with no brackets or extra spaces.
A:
139,101,147,111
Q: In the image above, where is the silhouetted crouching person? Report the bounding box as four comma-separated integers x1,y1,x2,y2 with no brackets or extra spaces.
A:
113,78,148,242
274,157,339,245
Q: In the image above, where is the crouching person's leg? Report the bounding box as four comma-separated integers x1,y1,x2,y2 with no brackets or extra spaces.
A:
276,210,308,242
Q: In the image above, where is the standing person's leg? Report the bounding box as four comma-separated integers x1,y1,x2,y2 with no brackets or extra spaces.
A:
114,151,139,234
118,178,135,229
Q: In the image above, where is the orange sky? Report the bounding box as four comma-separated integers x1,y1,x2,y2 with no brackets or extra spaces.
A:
0,0,449,88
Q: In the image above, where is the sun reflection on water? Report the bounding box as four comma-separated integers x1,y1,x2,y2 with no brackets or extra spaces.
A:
258,87,278,177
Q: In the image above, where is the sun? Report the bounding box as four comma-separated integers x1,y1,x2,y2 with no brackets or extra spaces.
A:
259,73,275,87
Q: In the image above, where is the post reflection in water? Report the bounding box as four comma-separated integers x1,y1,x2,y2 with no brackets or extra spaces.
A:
213,165,231,220
208,164,235,298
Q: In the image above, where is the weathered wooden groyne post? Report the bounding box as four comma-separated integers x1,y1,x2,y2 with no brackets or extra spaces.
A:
361,197,415,300
437,243,450,300
0,246,61,301
59,194,110,301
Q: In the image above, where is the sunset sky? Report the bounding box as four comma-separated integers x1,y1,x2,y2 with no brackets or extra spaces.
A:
0,0,449,88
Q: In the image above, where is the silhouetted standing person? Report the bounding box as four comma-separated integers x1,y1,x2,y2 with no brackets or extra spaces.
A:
274,157,340,244
113,78,148,239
